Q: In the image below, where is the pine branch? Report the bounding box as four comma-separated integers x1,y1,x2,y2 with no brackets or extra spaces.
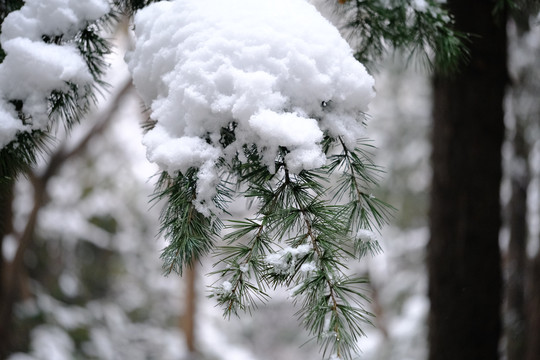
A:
0,3,113,181
210,218,272,317
115,0,162,15
178,130,393,359
337,0,469,73
132,3,400,358
281,166,371,360
0,130,52,184
154,169,221,275
329,138,393,254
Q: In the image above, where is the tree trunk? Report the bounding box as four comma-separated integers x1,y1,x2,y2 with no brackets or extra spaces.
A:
0,175,46,357
182,265,197,358
0,181,14,358
428,1,507,359
526,251,540,360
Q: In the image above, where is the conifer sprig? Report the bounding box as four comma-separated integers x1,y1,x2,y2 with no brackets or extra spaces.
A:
210,218,272,317
283,166,372,360
164,129,393,359
330,137,394,233
337,0,469,73
155,170,223,276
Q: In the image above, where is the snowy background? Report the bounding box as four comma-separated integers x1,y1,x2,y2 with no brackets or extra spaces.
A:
2,1,539,360
6,30,432,360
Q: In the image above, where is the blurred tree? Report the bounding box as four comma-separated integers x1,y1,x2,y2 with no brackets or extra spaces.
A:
504,2,540,359
0,0,112,352
428,1,508,359
0,79,132,356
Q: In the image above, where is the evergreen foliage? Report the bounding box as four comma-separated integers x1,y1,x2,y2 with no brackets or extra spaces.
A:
0,2,113,183
155,169,226,275
334,0,468,73
0,0,469,359
136,1,469,359
115,0,161,15
155,130,392,359
148,1,464,358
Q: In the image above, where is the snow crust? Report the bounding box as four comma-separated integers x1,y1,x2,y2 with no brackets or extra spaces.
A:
127,0,375,211
0,0,110,149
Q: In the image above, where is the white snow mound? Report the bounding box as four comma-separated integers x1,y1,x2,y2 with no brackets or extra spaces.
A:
127,0,375,212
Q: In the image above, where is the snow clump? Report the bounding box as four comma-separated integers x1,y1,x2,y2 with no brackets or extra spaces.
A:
0,0,110,149
357,229,378,243
127,0,375,212
265,244,312,276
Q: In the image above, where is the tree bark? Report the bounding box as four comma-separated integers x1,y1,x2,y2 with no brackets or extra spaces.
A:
428,1,507,359
0,173,46,357
0,180,14,358
183,266,197,357
526,251,540,360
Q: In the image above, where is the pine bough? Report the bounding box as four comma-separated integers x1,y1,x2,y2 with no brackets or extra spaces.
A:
128,0,395,358
155,133,391,360
0,0,468,358
0,0,113,181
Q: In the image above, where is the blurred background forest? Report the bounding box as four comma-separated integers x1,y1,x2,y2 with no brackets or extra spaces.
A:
1,3,540,360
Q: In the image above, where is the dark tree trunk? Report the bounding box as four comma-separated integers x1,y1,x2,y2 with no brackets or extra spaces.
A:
0,175,45,357
428,1,507,359
526,251,540,360
0,181,14,358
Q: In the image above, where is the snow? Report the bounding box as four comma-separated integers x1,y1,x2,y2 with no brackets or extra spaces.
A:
0,103,25,148
299,261,317,274
412,0,429,12
222,280,233,293
127,0,375,213
25,325,74,360
265,245,312,275
357,229,378,243
249,110,326,172
0,0,109,41
239,263,250,273
0,0,110,149
0,38,91,128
